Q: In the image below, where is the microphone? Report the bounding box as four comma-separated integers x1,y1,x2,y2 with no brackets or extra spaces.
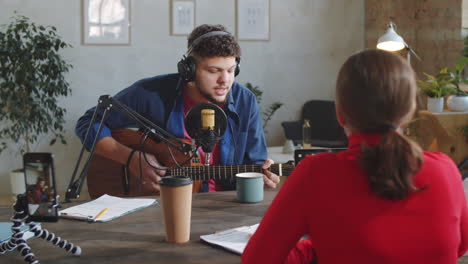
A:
200,109,216,166
201,109,215,130
185,103,227,166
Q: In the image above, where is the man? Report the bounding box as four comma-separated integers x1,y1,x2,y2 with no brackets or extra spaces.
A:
76,24,279,195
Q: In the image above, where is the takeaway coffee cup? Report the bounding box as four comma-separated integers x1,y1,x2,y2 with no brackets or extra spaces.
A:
236,172,264,203
159,176,193,243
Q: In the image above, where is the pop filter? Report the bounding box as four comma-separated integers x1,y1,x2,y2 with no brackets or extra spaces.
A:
185,103,227,165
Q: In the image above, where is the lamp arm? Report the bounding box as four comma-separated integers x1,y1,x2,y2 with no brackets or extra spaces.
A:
405,43,422,61
64,95,194,202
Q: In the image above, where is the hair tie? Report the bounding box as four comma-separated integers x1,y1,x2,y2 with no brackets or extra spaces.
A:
383,123,398,131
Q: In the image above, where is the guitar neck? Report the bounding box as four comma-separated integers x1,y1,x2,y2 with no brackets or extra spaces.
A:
166,163,292,181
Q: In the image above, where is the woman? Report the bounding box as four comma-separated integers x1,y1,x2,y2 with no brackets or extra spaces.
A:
242,50,468,263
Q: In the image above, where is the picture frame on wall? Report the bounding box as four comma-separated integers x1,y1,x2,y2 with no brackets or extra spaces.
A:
82,0,131,45
170,0,195,36
236,0,270,41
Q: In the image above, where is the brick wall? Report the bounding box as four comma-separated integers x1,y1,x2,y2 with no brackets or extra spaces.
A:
365,0,463,77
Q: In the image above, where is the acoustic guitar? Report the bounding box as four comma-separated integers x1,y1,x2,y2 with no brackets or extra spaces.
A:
87,129,295,199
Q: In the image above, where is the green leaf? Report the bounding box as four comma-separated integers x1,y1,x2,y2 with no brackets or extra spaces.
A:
0,13,72,154
245,82,283,131
456,56,468,72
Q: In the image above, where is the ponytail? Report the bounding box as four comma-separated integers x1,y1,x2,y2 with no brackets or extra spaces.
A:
360,130,423,200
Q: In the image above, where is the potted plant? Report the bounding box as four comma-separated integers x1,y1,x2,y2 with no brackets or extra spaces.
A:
0,14,72,198
445,56,468,112
245,82,283,131
417,72,455,113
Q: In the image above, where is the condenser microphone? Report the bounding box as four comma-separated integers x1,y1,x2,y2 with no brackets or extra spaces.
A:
200,109,216,165
185,103,227,166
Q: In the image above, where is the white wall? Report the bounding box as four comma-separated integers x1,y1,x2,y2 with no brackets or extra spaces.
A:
0,0,364,195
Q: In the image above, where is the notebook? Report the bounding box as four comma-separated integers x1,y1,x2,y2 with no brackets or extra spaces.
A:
0,222,39,243
59,194,157,222
200,223,259,255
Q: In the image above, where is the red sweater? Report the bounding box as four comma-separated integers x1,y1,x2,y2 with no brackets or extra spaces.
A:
242,133,468,264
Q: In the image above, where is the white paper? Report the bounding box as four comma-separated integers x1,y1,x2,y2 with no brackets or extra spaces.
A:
171,0,195,35
59,194,156,222
237,0,269,40
200,224,259,254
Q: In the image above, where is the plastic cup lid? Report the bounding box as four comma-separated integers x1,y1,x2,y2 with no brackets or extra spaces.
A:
158,176,193,187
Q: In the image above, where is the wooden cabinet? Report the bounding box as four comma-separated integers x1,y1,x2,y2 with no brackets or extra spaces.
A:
407,111,468,165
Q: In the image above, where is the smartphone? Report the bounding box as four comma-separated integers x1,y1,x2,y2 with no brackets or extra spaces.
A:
23,152,59,222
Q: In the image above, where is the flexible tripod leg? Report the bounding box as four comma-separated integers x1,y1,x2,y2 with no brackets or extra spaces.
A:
0,208,39,263
14,236,38,264
1,195,81,264
28,221,81,256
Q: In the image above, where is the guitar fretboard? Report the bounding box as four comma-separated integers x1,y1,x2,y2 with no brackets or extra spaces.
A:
166,163,294,181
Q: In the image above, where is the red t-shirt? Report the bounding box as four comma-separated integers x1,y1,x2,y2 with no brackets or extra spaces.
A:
242,133,468,264
182,91,222,192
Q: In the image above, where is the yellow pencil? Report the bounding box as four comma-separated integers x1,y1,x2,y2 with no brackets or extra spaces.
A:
94,208,108,221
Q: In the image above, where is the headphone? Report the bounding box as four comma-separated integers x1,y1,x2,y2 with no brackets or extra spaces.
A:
177,31,241,82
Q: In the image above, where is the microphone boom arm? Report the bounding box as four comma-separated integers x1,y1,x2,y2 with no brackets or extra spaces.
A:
64,95,194,202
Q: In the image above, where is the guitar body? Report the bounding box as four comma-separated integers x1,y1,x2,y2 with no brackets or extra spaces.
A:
87,129,294,199
87,129,203,199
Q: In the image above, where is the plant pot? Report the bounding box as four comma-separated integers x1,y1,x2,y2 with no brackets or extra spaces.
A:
447,95,468,112
282,139,295,154
427,97,444,113
10,169,25,201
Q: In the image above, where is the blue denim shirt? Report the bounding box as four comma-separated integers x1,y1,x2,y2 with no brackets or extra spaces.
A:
75,73,267,190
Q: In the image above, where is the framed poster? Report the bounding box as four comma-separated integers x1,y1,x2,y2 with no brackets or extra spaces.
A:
82,0,131,45
170,0,195,36
236,0,270,41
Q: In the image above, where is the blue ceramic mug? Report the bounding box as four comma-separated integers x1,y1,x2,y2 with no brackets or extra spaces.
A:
236,172,264,203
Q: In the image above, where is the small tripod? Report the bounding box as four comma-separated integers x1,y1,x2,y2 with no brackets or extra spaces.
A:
0,194,81,264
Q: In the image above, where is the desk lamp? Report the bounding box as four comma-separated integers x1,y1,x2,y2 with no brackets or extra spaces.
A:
376,21,421,64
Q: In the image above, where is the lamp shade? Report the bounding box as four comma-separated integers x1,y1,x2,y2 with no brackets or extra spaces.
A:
376,23,405,52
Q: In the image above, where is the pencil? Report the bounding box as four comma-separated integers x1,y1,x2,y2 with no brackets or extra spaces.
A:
94,208,108,221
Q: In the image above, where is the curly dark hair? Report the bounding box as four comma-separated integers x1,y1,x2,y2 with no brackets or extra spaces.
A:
187,24,241,58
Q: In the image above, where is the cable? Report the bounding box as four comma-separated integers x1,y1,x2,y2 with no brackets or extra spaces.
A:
163,141,197,170
227,118,237,164
137,132,147,195
136,130,198,173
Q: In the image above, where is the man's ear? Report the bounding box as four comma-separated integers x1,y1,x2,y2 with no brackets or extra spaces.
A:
186,80,195,88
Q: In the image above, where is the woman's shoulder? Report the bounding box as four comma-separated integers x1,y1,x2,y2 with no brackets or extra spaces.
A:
419,151,461,181
422,151,457,167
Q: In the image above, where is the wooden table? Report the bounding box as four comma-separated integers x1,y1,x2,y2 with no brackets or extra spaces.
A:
3,190,468,263
0,190,277,264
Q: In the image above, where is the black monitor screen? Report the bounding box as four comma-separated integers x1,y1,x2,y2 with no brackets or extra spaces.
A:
294,148,347,165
